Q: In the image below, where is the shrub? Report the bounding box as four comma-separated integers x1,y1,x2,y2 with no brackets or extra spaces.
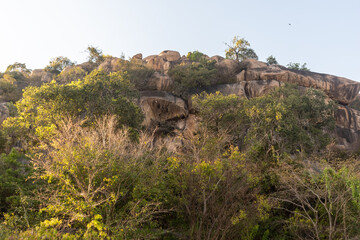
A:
168,60,217,96
193,85,336,160
3,70,143,150
30,116,172,239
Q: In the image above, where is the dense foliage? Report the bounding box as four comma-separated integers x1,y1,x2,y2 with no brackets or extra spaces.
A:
0,50,360,240
168,60,217,96
3,70,143,151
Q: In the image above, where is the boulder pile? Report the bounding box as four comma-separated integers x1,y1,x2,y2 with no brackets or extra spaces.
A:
12,50,359,152
128,50,360,151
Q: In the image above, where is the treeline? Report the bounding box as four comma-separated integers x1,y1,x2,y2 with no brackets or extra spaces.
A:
0,49,360,239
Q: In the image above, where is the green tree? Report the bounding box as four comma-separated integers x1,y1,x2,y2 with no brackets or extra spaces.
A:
193,85,335,160
186,50,207,62
55,66,86,83
168,60,217,96
87,46,104,65
287,62,310,71
225,36,258,62
266,55,278,65
273,159,360,240
5,63,31,74
3,70,143,150
44,56,74,75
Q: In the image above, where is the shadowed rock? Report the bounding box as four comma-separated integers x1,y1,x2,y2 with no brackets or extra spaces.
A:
140,91,188,127
334,105,360,151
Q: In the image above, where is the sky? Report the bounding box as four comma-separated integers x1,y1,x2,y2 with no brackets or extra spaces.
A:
0,0,359,81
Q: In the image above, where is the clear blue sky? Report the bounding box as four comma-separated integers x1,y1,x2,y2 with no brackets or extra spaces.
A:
0,0,359,81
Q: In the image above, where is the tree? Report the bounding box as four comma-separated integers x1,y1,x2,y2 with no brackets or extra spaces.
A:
266,55,278,65
45,57,74,75
225,36,258,62
192,85,335,160
187,50,207,62
87,46,104,65
30,116,172,238
287,62,310,71
6,63,31,73
169,127,265,240
168,60,217,96
3,70,143,150
272,160,360,240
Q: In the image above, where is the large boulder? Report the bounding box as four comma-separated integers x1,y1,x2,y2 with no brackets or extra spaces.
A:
30,69,53,83
334,105,360,151
210,55,225,63
206,80,282,99
245,80,282,98
237,61,360,105
239,58,268,69
143,55,166,72
158,50,181,62
132,53,143,61
145,72,174,91
215,59,241,84
140,91,188,127
207,82,247,98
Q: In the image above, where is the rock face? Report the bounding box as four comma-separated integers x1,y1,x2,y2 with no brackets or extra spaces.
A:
207,80,282,99
143,55,167,72
143,50,181,73
134,54,360,152
0,103,9,124
145,72,174,91
132,53,142,60
334,106,360,151
215,59,241,83
140,91,188,127
158,50,181,62
30,69,53,83
208,83,247,98
237,60,360,105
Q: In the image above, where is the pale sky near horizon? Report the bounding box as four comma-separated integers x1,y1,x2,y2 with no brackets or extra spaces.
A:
0,0,359,81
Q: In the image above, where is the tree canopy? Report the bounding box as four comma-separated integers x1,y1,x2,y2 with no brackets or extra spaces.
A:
225,36,258,61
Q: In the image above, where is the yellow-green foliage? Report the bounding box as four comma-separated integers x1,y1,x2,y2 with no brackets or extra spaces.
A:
29,116,172,239
3,70,143,150
275,158,360,239
193,85,335,159
56,66,87,84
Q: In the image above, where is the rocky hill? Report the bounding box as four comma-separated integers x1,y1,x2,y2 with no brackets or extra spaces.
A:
111,50,360,152
3,50,360,239
2,50,360,152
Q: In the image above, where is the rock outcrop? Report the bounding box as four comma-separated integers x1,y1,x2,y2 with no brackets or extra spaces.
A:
135,54,360,152
140,91,188,127
334,106,360,151
0,103,9,124
16,51,360,152
237,60,360,105
142,50,181,73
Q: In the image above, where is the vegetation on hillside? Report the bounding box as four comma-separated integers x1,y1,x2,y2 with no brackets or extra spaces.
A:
0,45,359,239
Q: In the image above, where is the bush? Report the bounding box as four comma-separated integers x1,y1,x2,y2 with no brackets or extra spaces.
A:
168,60,217,96
3,70,143,150
30,116,172,239
193,85,336,160
272,158,360,239
186,51,207,62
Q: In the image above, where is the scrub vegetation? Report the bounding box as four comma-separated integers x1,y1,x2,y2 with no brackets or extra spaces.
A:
0,46,359,240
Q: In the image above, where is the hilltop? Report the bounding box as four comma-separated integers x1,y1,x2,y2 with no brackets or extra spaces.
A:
1,49,360,239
